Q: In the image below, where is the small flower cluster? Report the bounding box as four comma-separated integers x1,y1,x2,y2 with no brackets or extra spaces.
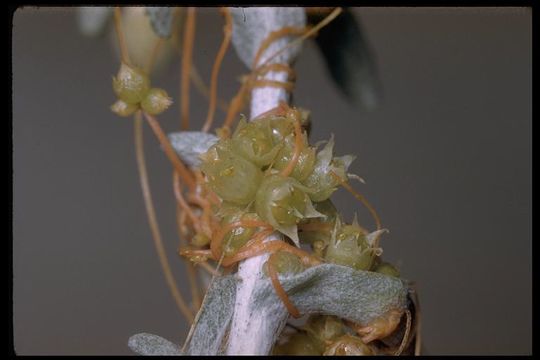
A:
111,63,172,117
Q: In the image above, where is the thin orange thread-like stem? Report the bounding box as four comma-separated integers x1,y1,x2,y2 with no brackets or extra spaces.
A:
202,8,232,133
145,36,164,74
255,8,342,72
267,253,301,318
210,220,271,260
280,109,303,177
252,26,306,68
395,310,412,356
222,239,321,268
252,79,295,91
180,7,196,130
173,172,200,231
173,172,203,311
113,7,131,65
330,171,382,231
134,112,194,323
143,112,196,190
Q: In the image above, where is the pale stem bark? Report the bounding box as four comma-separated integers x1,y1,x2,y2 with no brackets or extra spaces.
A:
225,7,305,355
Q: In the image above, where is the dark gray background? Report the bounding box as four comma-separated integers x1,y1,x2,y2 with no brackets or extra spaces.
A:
13,7,531,355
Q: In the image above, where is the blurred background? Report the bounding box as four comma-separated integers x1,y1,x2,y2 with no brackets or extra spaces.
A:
12,7,531,355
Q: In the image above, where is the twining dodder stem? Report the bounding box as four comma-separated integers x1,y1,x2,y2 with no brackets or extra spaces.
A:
202,8,232,133
134,112,194,323
143,112,196,190
181,7,196,130
113,7,131,66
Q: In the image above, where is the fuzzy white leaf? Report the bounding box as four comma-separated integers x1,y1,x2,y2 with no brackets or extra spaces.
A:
229,7,306,70
168,131,219,169
128,333,183,356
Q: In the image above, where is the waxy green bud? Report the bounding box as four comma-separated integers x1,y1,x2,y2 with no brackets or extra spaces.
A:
304,315,345,346
200,140,263,205
303,136,355,202
255,175,323,245
324,219,381,271
221,212,260,256
110,99,138,117
112,63,151,104
323,334,375,355
231,117,281,167
374,261,400,278
263,251,304,276
273,332,324,356
273,133,316,181
141,88,172,115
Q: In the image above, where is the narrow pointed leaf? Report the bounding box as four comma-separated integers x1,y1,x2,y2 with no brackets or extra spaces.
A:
309,9,382,110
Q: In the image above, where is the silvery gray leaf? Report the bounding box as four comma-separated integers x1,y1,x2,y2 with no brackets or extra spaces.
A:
77,7,113,37
185,275,238,355
128,333,183,355
128,276,237,356
226,263,408,355
229,7,306,69
254,263,408,328
168,131,219,168
129,265,407,355
309,9,382,110
145,7,174,38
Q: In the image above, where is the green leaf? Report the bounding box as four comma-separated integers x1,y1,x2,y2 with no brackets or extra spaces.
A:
145,7,174,38
309,9,382,110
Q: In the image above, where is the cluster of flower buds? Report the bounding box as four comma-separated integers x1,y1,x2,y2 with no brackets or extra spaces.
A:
111,63,172,117
273,314,376,355
200,109,354,249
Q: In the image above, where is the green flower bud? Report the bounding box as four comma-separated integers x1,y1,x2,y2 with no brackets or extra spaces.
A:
302,135,355,202
221,211,260,256
324,219,381,271
374,261,400,278
231,116,281,167
140,88,172,115
304,315,345,346
110,99,138,117
298,199,339,246
266,116,294,143
191,233,210,247
323,334,375,355
263,250,304,276
273,332,324,355
260,111,310,144
200,140,263,205
255,175,323,245
112,63,151,104
272,133,316,181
